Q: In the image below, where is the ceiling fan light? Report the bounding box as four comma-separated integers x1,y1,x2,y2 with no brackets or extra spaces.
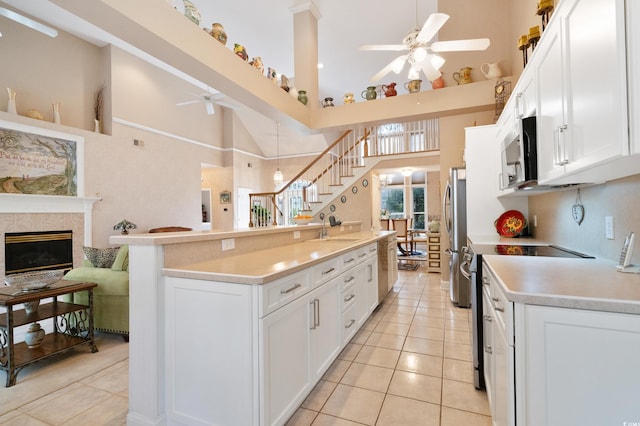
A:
408,66,420,80
413,47,427,63
431,55,445,70
390,57,406,74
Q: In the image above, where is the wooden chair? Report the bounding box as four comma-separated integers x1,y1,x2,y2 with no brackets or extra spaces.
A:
380,218,390,230
392,218,410,254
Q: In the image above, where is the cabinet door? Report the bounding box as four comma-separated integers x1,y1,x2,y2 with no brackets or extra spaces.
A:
522,305,640,425
309,278,341,380
563,0,628,174
261,294,312,426
535,17,567,183
365,258,378,314
481,287,494,411
492,316,514,426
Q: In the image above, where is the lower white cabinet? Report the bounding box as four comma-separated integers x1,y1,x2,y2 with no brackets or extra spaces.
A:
517,304,640,426
165,242,379,426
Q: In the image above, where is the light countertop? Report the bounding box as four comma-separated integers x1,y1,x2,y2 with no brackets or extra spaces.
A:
483,255,640,314
163,231,394,285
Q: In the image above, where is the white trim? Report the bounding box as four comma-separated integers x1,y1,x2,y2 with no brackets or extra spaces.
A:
113,117,321,161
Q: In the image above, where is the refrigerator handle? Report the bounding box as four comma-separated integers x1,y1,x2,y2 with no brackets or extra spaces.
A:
442,182,452,236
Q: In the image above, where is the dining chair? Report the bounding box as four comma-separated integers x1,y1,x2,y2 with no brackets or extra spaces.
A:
392,218,410,254
380,218,390,230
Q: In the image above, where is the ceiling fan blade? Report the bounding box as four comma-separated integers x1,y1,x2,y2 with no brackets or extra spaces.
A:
370,55,408,82
416,13,450,44
176,100,200,106
205,102,215,115
430,38,491,52
420,60,442,82
359,44,408,51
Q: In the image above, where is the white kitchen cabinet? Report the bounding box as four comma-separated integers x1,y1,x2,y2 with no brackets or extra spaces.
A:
481,262,515,426
518,304,640,425
536,0,628,184
628,0,640,155
513,68,536,120
261,290,313,426
309,277,342,379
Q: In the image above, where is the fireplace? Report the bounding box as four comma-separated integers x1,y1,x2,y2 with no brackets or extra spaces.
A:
4,230,73,275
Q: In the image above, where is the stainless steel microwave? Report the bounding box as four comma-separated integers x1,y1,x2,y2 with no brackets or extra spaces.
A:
500,116,537,189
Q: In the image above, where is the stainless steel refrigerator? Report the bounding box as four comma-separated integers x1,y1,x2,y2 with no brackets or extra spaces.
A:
443,167,470,307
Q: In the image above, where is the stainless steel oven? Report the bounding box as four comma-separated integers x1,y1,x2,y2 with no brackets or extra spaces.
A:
460,243,594,390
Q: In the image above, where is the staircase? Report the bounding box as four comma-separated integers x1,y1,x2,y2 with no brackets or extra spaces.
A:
249,119,440,227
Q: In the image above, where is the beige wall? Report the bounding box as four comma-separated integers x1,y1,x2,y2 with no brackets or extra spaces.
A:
438,0,512,87
529,174,640,264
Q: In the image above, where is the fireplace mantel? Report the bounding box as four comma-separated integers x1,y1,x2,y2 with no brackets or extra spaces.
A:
0,194,100,248
0,194,100,214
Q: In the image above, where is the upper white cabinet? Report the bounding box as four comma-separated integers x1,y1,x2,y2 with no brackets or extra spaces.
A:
628,0,640,154
536,0,629,184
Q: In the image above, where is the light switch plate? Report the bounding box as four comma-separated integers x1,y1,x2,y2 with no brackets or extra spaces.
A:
605,216,614,240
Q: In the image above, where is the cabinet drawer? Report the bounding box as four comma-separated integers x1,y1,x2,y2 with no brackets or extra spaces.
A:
341,286,357,312
428,235,440,244
341,270,357,292
260,271,310,317
428,252,440,260
342,303,358,344
428,261,440,268
310,257,341,287
340,251,359,270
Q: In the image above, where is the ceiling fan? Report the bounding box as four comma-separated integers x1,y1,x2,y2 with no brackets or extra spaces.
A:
359,13,490,83
176,91,239,115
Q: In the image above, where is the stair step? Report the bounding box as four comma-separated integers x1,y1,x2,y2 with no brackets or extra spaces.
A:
318,192,332,195
339,175,355,178
329,184,344,187
309,201,323,204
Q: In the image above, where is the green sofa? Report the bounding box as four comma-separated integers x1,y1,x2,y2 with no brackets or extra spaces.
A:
63,245,129,339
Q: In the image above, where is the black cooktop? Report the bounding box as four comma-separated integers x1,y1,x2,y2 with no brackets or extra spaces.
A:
471,244,594,258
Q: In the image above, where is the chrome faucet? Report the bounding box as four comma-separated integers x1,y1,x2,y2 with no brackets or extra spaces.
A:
319,219,329,239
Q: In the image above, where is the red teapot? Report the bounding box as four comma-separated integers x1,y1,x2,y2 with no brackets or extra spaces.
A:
383,82,397,97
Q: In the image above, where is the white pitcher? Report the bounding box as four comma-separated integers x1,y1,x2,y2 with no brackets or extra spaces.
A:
480,62,502,79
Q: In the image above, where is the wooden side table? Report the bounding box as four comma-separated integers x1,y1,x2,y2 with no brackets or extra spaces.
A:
0,280,98,387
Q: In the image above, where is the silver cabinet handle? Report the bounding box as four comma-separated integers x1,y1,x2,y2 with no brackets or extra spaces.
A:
315,299,320,327
344,258,355,264
482,276,490,285
322,267,335,275
369,248,377,253
485,345,493,354
358,253,367,258
484,314,492,322
344,276,355,283
495,306,505,313
310,300,317,330
492,296,499,302
344,294,355,302
345,319,356,329
280,283,301,294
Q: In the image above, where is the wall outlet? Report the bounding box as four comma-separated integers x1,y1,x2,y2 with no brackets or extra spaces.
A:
293,231,300,239
605,216,614,240
221,238,235,251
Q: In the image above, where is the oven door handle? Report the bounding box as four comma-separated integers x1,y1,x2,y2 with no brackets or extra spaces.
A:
460,255,472,279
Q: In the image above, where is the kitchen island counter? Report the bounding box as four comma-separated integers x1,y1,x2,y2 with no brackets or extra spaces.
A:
163,230,393,284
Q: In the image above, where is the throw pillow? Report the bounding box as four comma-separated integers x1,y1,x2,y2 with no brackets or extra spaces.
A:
111,245,129,271
83,246,120,268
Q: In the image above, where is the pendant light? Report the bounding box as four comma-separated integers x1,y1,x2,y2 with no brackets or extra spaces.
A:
273,121,283,185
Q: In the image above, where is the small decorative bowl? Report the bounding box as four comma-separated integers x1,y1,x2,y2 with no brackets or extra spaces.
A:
4,270,64,291
293,217,313,225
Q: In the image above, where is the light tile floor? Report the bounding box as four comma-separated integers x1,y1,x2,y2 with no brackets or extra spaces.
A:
286,263,491,426
0,264,490,426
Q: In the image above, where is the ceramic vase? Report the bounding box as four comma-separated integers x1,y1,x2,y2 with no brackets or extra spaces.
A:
25,322,45,348
297,90,308,105
24,300,40,315
182,0,200,25
209,23,227,45
361,86,377,100
52,102,61,124
7,88,17,114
